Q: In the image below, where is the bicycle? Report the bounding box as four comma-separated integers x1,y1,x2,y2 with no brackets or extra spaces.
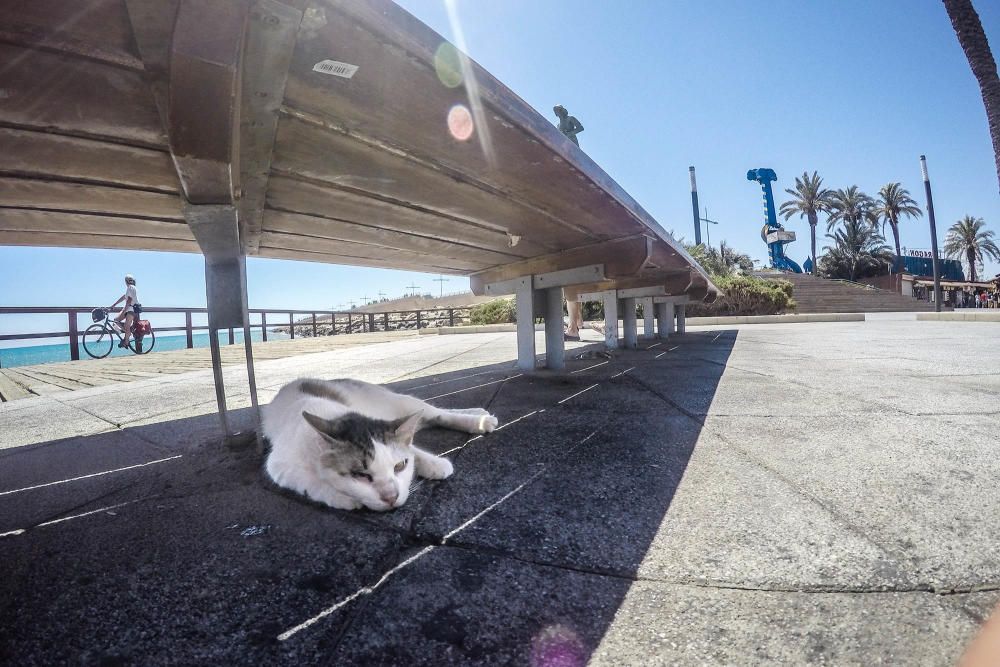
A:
82,307,156,359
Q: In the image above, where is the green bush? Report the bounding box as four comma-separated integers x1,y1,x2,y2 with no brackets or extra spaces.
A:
469,298,516,324
687,275,796,316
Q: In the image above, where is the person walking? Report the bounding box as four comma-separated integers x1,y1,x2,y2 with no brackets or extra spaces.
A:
109,274,138,349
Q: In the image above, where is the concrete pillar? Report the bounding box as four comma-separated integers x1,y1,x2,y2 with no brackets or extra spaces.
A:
544,287,566,370
622,297,638,349
602,290,619,349
656,301,675,339
514,277,536,371
642,297,655,338
676,303,687,334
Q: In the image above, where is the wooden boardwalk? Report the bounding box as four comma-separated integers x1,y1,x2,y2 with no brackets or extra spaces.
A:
0,331,419,402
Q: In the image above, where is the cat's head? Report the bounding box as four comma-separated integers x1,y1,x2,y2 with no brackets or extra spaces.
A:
301,410,421,512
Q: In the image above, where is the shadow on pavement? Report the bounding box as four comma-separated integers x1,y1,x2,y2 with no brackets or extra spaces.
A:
0,330,737,665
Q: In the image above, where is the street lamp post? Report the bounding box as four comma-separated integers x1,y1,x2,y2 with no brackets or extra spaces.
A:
919,155,942,312
689,166,702,245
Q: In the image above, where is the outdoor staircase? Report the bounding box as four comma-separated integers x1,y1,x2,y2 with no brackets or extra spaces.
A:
756,272,938,314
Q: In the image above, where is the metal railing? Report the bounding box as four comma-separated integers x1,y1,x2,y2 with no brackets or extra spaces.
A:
0,305,474,363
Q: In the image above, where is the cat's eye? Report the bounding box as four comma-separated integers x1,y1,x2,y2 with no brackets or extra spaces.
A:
351,471,372,482
394,459,408,474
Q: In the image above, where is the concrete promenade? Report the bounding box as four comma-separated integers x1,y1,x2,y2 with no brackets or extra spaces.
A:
1,319,998,664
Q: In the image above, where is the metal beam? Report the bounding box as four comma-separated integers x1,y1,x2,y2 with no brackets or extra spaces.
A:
652,295,691,305
482,264,604,296
470,235,652,295
239,0,304,253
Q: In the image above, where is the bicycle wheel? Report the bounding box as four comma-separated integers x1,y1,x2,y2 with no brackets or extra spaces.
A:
82,324,114,359
130,329,155,355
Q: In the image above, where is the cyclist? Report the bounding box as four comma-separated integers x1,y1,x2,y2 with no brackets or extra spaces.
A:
109,274,138,349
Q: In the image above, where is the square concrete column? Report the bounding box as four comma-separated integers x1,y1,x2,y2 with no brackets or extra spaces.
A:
656,301,675,339
676,303,687,334
602,290,619,349
622,297,638,349
544,286,566,370
514,277,536,371
641,297,655,338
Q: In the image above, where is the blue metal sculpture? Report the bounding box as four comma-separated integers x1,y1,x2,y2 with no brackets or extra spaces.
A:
747,168,802,273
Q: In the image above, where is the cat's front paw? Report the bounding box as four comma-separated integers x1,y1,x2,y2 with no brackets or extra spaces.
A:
420,455,454,480
475,413,499,433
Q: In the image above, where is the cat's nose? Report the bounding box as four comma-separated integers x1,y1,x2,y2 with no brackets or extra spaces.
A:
379,488,399,506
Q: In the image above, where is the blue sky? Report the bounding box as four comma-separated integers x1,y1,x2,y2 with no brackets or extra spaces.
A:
2,0,998,337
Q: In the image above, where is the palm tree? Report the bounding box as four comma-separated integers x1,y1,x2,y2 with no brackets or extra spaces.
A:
779,171,832,274
943,0,1000,194
827,186,875,232
874,183,923,272
942,215,1000,282
819,217,893,281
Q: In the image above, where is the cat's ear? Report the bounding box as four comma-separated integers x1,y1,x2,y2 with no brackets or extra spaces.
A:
302,411,342,442
387,411,422,445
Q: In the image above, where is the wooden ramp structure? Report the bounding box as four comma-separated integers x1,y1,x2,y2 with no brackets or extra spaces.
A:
0,0,719,441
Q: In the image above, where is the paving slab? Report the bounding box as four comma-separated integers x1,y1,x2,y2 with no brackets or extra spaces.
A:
0,396,114,449
0,321,997,665
591,581,979,666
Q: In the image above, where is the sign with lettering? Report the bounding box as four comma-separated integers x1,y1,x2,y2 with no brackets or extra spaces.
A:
906,249,934,259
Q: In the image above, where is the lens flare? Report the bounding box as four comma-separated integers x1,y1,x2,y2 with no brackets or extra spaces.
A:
531,624,585,667
434,42,463,88
447,104,474,141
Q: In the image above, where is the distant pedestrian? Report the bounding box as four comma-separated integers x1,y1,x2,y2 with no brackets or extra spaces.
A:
109,274,139,349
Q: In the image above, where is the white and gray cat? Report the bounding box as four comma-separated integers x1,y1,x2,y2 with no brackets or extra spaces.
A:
262,378,498,511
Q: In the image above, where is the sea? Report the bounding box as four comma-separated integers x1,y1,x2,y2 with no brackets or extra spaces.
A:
0,330,290,369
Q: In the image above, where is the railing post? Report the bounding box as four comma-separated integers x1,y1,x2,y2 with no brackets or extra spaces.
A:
347,313,352,334
68,310,80,361
261,312,267,342
185,311,194,348
416,310,422,329
312,313,317,337
289,313,295,339
449,308,455,327
368,313,375,332
228,328,235,345
331,313,337,335
383,312,389,331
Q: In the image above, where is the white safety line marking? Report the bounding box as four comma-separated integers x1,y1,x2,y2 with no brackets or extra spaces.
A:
36,500,140,528
646,342,662,349
2,499,141,538
670,346,680,351
280,428,601,642
610,367,635,379
278,545,437,641
557,383,599,404
425,375,522,400
655,352,667,359
494,410,539,432
570,361,609,374
439,435,482,458
0,455,183,497
405,369,508,391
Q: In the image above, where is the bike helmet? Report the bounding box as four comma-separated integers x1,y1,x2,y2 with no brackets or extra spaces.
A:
91,307,108,322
